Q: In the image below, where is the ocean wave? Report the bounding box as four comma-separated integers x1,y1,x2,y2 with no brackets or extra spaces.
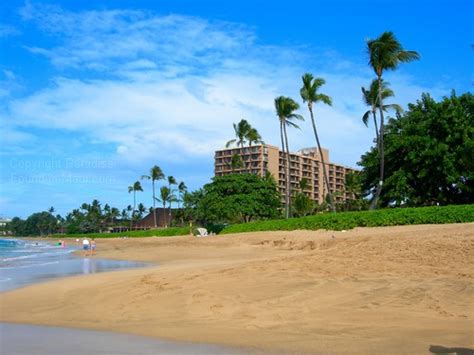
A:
1,249,75,262
0,261,60,270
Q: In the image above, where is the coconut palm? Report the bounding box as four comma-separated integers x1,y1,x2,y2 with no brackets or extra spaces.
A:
167,176,177,226
229,153,244,172
226,119,251,148
136,203,147,220
245,127,264,173
246,127,264,173
155,186,172,227
226,119,252,173
246,127,264,147
300,73,336,212
128,181,143,229
141,165,165,228
361,79,402,146
367,31,420,209
177,182,187,208
109,207,120,227
274,96,304,218
47,206,55,234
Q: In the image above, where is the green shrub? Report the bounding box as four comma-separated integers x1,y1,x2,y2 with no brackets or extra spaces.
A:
221,205,474,234
51,226,190,239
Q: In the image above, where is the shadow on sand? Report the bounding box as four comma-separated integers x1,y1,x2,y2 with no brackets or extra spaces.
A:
429,345,474,355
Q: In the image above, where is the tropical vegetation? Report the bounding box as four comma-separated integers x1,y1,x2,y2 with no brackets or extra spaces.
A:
359,92,473,206
274,96,304,218
365,31,420,209
7,31,473,239
221,204,474,234
300,73,335,212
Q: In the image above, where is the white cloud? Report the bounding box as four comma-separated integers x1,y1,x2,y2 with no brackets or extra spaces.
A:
4,3,450,170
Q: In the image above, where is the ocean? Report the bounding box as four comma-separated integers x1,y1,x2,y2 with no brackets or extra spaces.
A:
0,238,147,292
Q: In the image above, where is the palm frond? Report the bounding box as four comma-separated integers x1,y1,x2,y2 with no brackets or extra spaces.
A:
316,93,332,106
286,121,300,129
312,77,326,88
361,86,372,106
397,50,420,63
289,113,304,121
383,103,403,113
362,110,371,127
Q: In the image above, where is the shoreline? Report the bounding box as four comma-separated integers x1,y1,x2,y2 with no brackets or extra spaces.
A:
0,238,152,292
1,322,246,355
1,223,473,353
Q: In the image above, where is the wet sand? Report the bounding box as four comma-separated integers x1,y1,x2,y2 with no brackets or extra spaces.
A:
1,223,473,354
0,323,244,355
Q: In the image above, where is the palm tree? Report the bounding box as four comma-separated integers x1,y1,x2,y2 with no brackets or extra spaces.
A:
245,127,264,174
226,119,252,173
47,206,55,235
367,31,420,209
229,153,244,172
155,186,172,227
177,182,187,208
177,181,187,225
345,171,362,201
109,207,120,228
128,181,143,229
226,119,251,148
246,127,264,147
300,73,336,212
167,176,177,226
299,177,309,192
136,203,147,220
141,165,165,228
274,96,304,218
361,79,402,147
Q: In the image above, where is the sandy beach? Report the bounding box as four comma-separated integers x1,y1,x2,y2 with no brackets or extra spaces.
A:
1,223,473,354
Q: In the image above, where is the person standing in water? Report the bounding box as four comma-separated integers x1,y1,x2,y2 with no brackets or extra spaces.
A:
90,238,96,256
82,238,90,256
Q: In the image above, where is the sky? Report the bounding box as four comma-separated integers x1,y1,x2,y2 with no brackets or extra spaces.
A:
1,0,472,218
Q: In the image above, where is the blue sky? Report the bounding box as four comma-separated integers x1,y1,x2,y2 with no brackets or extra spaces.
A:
1,0,472,218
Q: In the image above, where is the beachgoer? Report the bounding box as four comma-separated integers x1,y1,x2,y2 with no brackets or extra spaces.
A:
82,238,90,256
90,238,96,255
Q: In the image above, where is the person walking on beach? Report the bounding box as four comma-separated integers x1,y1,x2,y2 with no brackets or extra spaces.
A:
82,238,90,256
90,238,96,256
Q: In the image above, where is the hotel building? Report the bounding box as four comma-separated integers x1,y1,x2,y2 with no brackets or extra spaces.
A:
214,144,356,204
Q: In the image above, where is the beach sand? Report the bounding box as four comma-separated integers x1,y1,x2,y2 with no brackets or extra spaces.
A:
1,223,473,354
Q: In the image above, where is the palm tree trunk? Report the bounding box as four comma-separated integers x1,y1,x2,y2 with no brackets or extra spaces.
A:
309,105,336,212
152,180,157,228
241,140,248,173
130,191,136,230
279,121,289,219
163,202,167,228
370,75,385,210
372,110,379,147
282,123,292,218
168,203,172,228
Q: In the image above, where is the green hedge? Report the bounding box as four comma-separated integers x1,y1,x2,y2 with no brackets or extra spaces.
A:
51,226,190,239
221,205,474,234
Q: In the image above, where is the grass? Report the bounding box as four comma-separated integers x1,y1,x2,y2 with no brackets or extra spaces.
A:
51,226,190,239
221,204,474,234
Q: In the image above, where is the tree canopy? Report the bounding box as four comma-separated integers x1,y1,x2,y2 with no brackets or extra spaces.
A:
359,92,473,206
186,173,281,224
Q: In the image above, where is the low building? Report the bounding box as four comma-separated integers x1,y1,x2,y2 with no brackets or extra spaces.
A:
214,144,356,204
135,208,175,229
